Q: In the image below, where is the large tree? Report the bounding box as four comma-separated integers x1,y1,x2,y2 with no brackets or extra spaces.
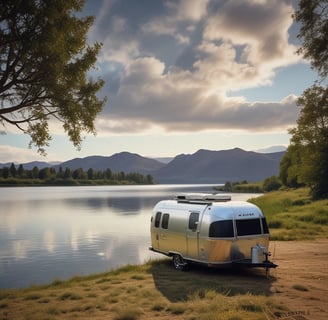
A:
290,86,328,199
294,0,328,80
282,85,328,199
0,0,106,154
281,1,328,199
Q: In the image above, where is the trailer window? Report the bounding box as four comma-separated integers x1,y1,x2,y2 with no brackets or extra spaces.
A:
209,220,234,238
154,212,161,228
261,218,269,234
236,219,261,236
161,213,169,229
189,212,199,231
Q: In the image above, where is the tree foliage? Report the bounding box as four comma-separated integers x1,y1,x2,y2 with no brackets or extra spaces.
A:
0,163,155,185
280,85,328,199
279,144,303,188
294,0,328,80
0,0,106,154
281,1,328,199
262,176,282,192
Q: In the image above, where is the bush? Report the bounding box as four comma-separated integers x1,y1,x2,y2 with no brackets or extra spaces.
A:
263,176,282,192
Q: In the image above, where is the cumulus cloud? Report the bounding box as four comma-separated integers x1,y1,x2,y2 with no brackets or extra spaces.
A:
99,54,299,133
203,0,299,66
168,0,210,22
142,0,210,43
87,0,302,136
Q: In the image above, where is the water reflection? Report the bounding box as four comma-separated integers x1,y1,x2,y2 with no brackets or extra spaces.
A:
62,196,153,214
0,185,259,289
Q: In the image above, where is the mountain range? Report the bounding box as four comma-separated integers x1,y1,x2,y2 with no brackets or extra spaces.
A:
0,148,285,184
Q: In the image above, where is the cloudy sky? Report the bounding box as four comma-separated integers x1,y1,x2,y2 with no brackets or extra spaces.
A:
0,0,318,163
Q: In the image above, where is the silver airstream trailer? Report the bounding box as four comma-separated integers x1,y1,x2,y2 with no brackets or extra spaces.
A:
149,193,277,274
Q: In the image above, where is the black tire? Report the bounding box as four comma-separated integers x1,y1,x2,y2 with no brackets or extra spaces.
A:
172,254,188,271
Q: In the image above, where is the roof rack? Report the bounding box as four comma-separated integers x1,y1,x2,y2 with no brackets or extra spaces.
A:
174,193,231,203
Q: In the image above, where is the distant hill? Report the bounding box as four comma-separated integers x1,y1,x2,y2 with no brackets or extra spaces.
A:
54,152,165,175
0,161,60,170
0,148,285,183
152,148,285,183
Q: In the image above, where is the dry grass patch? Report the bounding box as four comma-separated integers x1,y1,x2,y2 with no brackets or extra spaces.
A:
0,261,284,320
113,306,143,320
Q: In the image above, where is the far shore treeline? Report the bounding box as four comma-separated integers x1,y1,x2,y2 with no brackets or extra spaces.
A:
0,163,155,186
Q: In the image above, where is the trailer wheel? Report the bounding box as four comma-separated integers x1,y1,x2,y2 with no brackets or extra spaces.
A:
172,254,188,271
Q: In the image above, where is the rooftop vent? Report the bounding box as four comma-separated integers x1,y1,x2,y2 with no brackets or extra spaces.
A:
174,193,231,202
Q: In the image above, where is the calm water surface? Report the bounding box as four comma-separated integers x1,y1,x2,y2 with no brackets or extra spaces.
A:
0,185,260,289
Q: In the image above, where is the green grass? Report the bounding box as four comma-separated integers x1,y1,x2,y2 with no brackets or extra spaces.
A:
248,188,328,240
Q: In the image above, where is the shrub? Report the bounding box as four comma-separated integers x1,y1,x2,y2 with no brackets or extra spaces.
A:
263,176,282,192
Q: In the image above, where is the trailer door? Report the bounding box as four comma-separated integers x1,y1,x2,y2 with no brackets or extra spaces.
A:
152,211,162,249
186,212,200,259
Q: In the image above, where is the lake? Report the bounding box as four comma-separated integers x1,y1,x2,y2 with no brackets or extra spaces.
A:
0,185,261,289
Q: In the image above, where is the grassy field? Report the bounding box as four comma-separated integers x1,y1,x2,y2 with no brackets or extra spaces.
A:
248,188,328,240
1,188,327,320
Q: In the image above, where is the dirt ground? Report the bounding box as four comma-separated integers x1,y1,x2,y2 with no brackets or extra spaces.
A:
150,239,328,320
0,239,327,320
266,239,328,320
